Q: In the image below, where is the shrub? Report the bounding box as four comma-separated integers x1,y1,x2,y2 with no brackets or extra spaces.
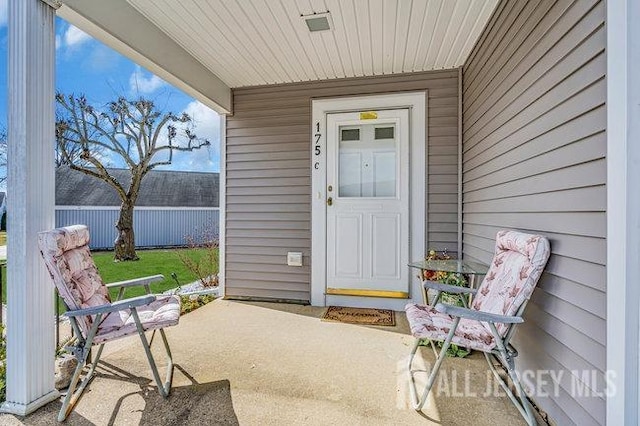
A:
175,225,219,288
180,294,216,315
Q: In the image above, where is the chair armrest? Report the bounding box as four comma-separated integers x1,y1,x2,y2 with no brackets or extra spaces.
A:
423,280,477,295
64,294,157,317
435,303,523,324
106,274,164,289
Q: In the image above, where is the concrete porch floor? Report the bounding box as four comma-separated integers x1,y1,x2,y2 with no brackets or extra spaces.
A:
2,300,533,425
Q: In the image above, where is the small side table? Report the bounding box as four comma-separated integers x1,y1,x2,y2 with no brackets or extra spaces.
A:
408,259,489,305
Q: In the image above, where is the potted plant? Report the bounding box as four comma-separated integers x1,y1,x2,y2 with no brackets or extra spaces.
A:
419,249,471,358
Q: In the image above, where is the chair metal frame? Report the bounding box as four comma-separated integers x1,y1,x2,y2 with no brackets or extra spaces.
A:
408,281,537,426
57,275,175,422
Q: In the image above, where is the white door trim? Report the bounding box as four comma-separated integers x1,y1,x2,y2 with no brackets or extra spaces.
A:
311,92,427,308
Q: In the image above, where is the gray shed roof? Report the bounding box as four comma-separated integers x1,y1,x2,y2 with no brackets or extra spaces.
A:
56,167,219,207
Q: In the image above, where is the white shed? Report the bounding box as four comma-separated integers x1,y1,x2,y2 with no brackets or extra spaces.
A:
55,167,219,249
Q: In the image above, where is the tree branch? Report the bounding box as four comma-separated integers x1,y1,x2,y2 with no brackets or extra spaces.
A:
154,138,210,152
68,163,127,200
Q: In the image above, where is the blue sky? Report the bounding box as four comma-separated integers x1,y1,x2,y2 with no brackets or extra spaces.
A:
0,2,220,175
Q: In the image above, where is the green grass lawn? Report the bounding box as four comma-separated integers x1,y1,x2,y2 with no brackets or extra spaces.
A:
95,248,217,300
0,248,218,311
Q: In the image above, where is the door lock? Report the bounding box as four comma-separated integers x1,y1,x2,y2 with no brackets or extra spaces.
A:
327,197,333,206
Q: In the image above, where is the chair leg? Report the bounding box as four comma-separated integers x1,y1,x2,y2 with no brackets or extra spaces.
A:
408,318,460,411
57,322,103,422
485,323,536,426
130,308,174,398
484,352,536,425
159,329,174,393
505,359,536,426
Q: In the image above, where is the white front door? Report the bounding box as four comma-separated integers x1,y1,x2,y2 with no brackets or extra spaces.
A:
325,109,410,299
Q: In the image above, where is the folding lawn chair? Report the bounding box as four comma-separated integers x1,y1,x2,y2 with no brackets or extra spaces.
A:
38,225,181,421
405,230,550,426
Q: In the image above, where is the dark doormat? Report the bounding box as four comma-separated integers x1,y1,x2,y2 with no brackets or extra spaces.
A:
321,306,396,326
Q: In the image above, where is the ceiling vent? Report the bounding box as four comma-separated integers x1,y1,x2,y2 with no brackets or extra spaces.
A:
302,12,333,32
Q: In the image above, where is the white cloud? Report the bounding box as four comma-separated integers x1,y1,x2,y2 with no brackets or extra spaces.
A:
129,66,167,95
183,101,220,144
177,101,220,171
0,0,7,27
156,101,221,172
63,25,92,49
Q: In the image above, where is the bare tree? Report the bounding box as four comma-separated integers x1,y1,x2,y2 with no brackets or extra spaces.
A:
55,94,210,261
55,113,101,168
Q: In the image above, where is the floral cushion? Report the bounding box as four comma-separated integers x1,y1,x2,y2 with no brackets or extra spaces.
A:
471,231,550,335
94,294,180,344
39,225,114,335
405,303,496,352
38,225,180,341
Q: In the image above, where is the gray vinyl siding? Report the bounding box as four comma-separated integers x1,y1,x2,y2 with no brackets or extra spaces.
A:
462,0,605,424
226,70,460,301
56,208,219,250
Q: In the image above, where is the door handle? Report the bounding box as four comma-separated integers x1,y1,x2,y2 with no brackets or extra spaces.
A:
327,197,333,206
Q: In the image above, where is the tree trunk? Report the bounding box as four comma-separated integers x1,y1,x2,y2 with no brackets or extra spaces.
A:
114,201,138,261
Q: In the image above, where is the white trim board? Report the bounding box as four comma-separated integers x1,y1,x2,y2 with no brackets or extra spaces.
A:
457,67,463,257
606,0,640,424
310,92,427,309
218,116,227,299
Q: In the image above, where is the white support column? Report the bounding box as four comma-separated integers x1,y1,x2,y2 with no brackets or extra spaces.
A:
606,0,640,424
1,0,59,415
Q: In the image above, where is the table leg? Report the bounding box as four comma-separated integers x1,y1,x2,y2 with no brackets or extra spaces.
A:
468,273,480,306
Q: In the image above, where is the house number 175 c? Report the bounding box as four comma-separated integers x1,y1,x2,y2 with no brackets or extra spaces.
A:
314,121,321,170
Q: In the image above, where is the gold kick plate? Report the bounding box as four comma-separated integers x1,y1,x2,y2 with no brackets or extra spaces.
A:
326,288,409,299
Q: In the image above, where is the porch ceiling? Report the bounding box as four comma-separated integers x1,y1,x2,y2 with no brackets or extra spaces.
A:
126,0,498,88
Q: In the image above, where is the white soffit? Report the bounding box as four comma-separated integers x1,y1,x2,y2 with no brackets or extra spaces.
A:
127,0,498,88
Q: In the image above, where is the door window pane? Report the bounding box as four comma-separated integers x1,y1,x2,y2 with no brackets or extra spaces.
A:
341,128,360,141
339,124,397,197
374,126,394,140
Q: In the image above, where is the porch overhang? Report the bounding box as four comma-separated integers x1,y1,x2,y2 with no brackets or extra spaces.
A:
55,0,499,114
57,0,232,114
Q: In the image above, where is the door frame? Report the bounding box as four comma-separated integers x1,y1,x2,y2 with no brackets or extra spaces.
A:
310,92,427,308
